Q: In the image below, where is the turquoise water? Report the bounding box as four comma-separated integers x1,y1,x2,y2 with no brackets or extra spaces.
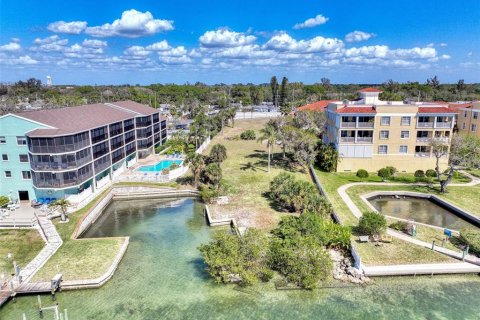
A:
137,159,182,172
2,198,480,319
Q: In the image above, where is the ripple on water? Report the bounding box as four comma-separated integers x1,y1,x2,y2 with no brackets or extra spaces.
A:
2,198,480,319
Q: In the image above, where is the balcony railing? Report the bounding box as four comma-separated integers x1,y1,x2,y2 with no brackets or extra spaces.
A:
341,122,356,128
415,152,431,157
356,137,373,143
435,122,452,128
416,137,449,143
30,155,92,171
417,122,434,128
340,137,355,143
357,122,374,128
416,137,431,143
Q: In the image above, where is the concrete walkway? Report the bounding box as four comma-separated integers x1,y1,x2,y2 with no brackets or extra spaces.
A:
17,215,63,285
363,262,480,276
337,170,480,220
336,171,480,267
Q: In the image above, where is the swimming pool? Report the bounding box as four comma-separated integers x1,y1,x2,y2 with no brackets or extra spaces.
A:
138,159,183,172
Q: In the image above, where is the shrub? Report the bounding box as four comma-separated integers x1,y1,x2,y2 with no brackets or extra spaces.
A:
389,221,408,232
385,166,397,176
199,185,220,203
358,211,387,235
202,163,222,188
414,170,425,178
377,168,391,180
426,169,437,178
270,173,331,216
170,163,180,170
316,142,339,172
459,229,480,257
0,196,9,207
199,229,272,286
161,168,170,175
356,169,369,179
240,130,256,140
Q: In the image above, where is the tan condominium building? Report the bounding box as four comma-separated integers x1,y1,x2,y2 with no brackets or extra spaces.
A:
324,88,455,173
451,101,480,137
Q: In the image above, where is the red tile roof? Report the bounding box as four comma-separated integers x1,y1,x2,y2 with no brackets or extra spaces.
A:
357,87,383,93
448,102,473,110
336,106,377,114
418,107,457,114
296,100,337,112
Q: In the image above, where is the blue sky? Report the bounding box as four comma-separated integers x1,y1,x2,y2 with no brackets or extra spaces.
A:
0,0,479,85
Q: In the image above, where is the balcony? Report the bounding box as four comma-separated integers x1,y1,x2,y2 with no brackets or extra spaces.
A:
416,137,449,143
356,137,373,143
340,137,355,143
415,152,431,157
341,122,356,128
417,122,434,128
357,122,374,128
435,122,452,128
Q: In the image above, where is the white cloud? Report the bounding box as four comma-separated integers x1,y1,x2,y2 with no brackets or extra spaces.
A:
440,43,448,47
1,55,38,65
123,45,151,57
32,35,68,52
0,42,21,52
48,21,87,34
345,31,375,43
264,33,343,53
293,14,329,29
440,54,450,60
158,55,191,64
145,40,170,51
467,52,473,57
82,39,107,48
85,9,174,38
157,46,187,57
199,29,256,48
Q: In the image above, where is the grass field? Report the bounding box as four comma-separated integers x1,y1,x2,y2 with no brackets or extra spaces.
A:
32,188,125,282
314,169,479,265
0,229,44,275
205,118,310,229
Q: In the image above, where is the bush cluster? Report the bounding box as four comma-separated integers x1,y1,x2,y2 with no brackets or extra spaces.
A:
389,221,408,232
240,130,256,140
414,170,425,178
358,211,387,235
199,211,351,289
270,173,331,216
458,229,480,257
426,169,437,178
356,169,369,179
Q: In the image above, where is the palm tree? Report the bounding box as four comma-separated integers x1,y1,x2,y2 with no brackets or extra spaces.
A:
257,123,277,172
204,163,222,189
188,153,205,188
209,144,227,163
48,198,71,222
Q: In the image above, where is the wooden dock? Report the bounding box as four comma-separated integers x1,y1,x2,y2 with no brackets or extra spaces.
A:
15,282,51,294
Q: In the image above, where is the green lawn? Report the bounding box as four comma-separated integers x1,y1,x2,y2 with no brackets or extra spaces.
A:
314,170,479,265
204,118,310,229
353,238,458,266
33,188,126,281
0,229,44,275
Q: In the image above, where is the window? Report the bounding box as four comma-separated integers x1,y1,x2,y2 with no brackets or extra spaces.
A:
400,131,410,139
2,154,8,161
379,130,389,139
19,154,29,162
16,136,27,145
474,112,479,120
0,136,5,144
4,171,12,178
401,116,411,126
472,124,478,132
22,171,31,180
378,145,388,154
464,111,468,118
462,123,466,130
399,146,408,153
380,116,390,126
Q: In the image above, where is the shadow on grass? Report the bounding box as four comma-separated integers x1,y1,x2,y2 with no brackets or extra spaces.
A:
240,161,267,172
246,152,302,173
